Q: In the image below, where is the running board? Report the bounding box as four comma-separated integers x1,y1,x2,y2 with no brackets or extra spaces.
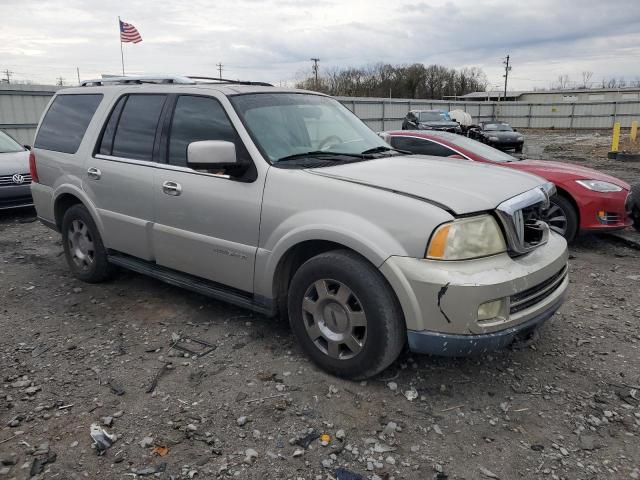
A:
107,252,276,317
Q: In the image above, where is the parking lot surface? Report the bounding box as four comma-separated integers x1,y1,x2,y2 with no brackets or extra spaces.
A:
1,131,639,480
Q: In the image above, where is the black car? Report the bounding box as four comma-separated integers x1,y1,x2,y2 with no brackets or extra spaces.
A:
468,122,524,152
401,110,462,133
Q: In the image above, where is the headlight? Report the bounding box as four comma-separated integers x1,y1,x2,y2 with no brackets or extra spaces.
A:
575,180,622,192
489,136,499,141
426,215,506,260
517,136,524,141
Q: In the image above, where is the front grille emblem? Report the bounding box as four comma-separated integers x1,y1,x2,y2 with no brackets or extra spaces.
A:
12,174,25,185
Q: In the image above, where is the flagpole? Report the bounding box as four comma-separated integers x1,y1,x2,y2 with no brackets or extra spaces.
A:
118,16,125,76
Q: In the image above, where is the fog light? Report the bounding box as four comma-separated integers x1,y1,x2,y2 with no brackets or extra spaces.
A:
478,299,504,321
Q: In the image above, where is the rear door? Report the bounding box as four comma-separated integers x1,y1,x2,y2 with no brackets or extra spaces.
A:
85,93,168,260
152,94,263,292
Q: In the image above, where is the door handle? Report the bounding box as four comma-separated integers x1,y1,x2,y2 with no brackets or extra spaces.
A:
87,167,101,180
162,181,182,196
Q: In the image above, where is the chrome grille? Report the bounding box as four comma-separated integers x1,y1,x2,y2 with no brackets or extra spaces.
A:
496,183,555,255
510,265,567,314
0,173,32,186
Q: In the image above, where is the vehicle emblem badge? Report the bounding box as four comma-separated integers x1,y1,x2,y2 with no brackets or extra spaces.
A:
12,174,25,185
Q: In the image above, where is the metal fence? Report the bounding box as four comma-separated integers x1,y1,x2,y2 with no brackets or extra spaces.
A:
0,84,60,145
2,85,639,145
336,96,640,132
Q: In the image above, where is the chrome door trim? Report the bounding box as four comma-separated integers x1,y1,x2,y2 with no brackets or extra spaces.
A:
94,154,231,179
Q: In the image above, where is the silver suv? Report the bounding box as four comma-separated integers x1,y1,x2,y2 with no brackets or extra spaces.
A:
30,76,568,379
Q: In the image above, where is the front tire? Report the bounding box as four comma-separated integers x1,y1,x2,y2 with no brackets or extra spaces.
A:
61,204,114,283
287,250,405,380
545,195,578,241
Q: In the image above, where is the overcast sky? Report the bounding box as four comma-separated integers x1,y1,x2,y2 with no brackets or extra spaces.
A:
1,0,639,91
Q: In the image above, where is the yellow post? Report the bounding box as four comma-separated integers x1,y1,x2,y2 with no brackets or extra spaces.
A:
611,122,621,152
631,120,638,142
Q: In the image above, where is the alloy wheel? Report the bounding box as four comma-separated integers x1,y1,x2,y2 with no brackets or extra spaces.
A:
67,219,95,271
544,202,568,236
301,279,367,360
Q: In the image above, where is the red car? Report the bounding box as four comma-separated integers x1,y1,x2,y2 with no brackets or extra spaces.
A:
381,130,634,241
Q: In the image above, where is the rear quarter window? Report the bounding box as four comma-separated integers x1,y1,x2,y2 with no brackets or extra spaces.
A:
34,94,103,154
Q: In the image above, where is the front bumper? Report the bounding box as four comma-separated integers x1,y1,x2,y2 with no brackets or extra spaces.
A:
489,139,524,150
380,232,569,355
0,184,33,210
576,187,632,232
407,289,565,355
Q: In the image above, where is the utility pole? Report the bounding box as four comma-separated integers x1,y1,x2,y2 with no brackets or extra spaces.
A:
503,55,511,100
76,67,81,85
3,69,13,84
310,58,319,89
216,63,223,80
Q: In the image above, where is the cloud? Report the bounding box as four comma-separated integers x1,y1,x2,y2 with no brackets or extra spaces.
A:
1,0,639,90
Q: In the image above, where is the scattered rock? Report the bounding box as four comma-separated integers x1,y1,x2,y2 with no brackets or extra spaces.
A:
139,436,154,449
244,448,258,464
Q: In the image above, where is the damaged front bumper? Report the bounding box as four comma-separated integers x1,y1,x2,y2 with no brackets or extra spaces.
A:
380,231,568,356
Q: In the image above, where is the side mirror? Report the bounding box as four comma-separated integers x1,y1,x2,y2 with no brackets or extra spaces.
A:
23,145,32,151
187,140,237,167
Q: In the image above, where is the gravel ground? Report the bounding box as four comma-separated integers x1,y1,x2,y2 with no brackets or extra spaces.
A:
1,131,639,480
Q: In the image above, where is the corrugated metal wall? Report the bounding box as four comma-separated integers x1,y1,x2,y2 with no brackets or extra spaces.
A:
1,86,638,145
0,84,60,145
337,96,640,131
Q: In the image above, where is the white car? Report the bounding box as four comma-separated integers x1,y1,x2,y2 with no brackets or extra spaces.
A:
0,130,33,210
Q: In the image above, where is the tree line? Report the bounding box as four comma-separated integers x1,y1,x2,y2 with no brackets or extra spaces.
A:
296,63,488,99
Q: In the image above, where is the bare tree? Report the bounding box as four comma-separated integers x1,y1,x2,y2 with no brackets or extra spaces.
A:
581,71,593,89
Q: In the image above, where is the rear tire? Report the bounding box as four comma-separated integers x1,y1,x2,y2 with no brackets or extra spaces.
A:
61,204,114,283
545,195,578,241
287,250,405,380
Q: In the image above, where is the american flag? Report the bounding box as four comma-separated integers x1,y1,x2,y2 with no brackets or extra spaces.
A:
120,20,142,43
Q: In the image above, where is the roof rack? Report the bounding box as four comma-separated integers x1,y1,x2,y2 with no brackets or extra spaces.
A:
81,75,194,86
187,76,273,87
80,75,273,87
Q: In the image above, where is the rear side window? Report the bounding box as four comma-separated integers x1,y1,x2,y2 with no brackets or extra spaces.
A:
35,94,103,153
390,136,456,157
101,94,167,161
168,95,247,167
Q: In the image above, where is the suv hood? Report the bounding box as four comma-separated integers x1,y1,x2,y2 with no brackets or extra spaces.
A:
307,155,546,214
508,159,630,190
0,150,29,175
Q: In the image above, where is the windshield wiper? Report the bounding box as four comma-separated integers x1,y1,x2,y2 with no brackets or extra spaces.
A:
276,151,365,163
360,146,410,155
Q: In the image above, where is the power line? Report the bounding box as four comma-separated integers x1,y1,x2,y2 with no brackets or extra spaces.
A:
2,69,13,84
216,62,223,80
502,54,511,99
310,58,319,89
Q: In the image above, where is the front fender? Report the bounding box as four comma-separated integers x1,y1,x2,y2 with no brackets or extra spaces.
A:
254,209,409,300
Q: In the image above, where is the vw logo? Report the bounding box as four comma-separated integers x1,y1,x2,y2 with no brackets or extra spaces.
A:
12,174,25,185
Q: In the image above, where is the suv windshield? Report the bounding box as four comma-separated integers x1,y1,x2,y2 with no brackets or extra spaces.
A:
419,111,449,122
484,123,513,131
0,130,23,154
230,93,390,163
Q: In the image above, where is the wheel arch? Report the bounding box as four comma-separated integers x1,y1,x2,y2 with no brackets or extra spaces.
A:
53,185,104,237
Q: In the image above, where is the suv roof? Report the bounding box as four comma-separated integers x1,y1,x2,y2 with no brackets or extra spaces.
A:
64,75,318,97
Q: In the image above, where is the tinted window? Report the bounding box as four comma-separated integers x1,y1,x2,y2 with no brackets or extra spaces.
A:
168,96,243,167
98,96,126,155
35,94,103,153
390,136,456,156
111,95,166,161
